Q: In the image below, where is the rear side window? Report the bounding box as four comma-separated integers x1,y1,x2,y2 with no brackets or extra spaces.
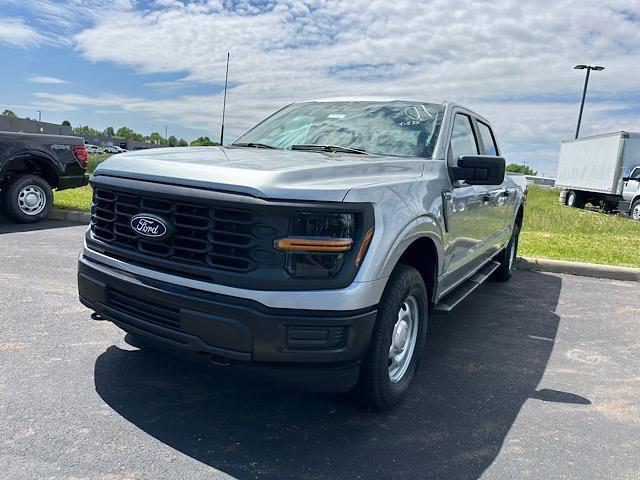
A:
477,122,498,156
449,114,478,163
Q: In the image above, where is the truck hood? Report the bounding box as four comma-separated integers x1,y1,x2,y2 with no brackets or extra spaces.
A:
93,146,425,202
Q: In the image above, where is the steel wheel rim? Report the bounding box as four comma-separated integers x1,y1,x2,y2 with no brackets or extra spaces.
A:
633,204,640,220
388,295,419,383
567,192,575,206
17,185,46,215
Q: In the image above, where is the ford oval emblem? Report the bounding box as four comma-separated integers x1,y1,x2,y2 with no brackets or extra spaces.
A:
130,214,170,239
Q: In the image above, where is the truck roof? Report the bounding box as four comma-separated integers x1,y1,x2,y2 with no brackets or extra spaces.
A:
561,131,640,143
307,96,446,105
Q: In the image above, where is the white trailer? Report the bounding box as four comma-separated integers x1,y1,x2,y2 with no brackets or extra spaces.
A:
556,131,640,220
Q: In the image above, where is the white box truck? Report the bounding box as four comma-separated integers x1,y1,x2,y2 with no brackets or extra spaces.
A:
557,131,640,220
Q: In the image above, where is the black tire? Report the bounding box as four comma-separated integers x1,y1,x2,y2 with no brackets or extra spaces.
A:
566,190,585,209
2,174,53,223
493,221,521,282
354,264,428,411
599,200,614,214
631,198,640,221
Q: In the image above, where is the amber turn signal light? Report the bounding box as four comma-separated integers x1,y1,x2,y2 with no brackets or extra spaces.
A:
355,227,374,267
275,237,353,252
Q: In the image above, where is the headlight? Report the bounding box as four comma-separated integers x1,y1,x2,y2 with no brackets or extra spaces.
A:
275,212,356,277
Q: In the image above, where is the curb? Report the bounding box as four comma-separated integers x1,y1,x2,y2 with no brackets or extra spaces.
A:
48,209,91,224
516,256,640,282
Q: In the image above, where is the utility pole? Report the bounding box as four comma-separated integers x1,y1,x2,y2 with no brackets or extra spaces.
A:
573,64,605,139
165,125,168,144
36,110,41,133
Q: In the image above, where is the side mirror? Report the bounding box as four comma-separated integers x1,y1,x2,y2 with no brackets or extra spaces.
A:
622,176,630,182
452,155,505,185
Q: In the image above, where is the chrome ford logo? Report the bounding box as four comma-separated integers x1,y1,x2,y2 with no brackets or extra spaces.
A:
130,214,170,239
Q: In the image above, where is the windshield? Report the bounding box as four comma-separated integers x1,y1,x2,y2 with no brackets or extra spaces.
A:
232,101,445,158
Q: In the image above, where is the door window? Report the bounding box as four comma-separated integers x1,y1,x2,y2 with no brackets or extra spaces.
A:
449,114,478,164
477,122,498,156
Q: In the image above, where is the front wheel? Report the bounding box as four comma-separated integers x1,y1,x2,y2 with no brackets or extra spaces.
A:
2,174,54,223
354,264,428,410
631,199,640,221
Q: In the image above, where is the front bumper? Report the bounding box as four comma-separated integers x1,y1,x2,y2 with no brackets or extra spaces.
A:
78,254,378,391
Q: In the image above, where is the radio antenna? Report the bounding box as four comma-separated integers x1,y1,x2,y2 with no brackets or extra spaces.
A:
220,52,230,145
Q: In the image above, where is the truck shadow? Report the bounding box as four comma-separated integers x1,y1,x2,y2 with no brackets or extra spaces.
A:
94,270,588,479
0,211,82,233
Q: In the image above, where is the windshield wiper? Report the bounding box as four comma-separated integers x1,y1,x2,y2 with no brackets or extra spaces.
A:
231,142,280,149
291,144,369,154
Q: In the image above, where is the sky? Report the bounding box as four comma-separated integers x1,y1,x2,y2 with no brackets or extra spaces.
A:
1,0,639,176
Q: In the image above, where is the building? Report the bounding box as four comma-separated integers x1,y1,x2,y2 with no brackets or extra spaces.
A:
525,175,556,187
0,115,73,136
83,134,160,151
1,115,161,150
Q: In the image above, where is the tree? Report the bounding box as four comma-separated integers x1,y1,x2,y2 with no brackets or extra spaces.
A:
190,136,220,147
149,131,164,145
103,126,115,137
506,163,537,176
116,126,135,139
2,109,16,117
168,135,177,147
73,125,102,136
178,138,188,147
61,120,71,126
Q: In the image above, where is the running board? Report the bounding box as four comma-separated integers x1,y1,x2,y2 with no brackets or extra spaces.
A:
434,260,500,312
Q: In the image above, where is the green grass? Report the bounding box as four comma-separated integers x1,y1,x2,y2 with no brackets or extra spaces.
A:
520,185,640,267
86,153,112,173
54,185,93,212
54,165,640,266
53,153,111,212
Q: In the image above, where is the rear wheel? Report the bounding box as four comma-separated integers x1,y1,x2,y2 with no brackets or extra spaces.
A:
354,264,428,410
2,174,53,223
566,190,585,209
631,199,640,221
493,221,521,282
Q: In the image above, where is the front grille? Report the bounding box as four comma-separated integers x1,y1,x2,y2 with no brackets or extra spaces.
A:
91,187,264,273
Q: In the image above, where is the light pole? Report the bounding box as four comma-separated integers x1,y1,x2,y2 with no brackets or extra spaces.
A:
36,110,41,133
573,64,604,139
165,125,168,145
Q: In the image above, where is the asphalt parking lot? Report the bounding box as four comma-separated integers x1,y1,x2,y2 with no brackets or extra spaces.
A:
1,218,639,480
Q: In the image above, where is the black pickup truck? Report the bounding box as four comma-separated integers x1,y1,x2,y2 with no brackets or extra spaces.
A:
0,131,88,223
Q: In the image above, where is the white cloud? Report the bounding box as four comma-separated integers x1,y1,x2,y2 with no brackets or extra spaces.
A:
0,18,46,48
17,0,640,172
28,76,69,84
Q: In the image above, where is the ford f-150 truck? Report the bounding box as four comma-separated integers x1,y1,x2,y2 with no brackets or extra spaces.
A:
0,131,89,222
78,99,524,410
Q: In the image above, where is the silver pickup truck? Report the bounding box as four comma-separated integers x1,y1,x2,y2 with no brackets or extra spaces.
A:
78,99,524,410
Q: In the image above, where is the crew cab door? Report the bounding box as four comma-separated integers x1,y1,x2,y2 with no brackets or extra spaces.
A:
441,112,496,283
474,119,514,252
